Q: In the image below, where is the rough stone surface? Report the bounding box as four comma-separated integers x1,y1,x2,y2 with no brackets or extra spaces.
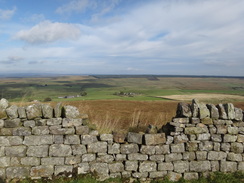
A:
54,103,62,118
6,105,18,119
6,167,29,179
176,102,192,117
144,133,166,145
26,104,42,120
63,105,80,119
127,132,143,144
224,103,235,120
27,145,49,157
4,119,21,128
190,161,211,172
49,144,72,157
30,165,54,177
121,144,139,154
139,161,157,172
42,104,53,119
217,104,228,119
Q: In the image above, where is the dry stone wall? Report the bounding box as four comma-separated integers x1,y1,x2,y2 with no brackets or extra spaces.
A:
0,98,243,182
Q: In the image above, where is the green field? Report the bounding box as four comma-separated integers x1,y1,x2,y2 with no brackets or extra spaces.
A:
0,75,243,102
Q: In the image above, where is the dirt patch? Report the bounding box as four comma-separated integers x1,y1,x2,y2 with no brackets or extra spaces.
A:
159,94,244,102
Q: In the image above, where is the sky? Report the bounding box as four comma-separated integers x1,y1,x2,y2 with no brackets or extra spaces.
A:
0,0,244,76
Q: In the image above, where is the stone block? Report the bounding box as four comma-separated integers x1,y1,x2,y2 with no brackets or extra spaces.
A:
5,146,26,157
62,118,82,127
109,162,124,173
173,117,190,123
6,105,18,119
213,142,220,151
174,161,189,173
54,102,62,118
191,118,200,124
108,143,120,154
197,133,210,141
82,154,96,162
100,134,113,144
113,131,126,143
230,142,243,153
208,151,227,161
228,126,239,135
190,161,211,172
144,133,166,145
18,107,27,119
211,134,222,142
238,162,244,171
140,145,156,155
0,147,4,156
72,144,87,155
0,157,10,167
41,157,65,165
174,134,188,144
27,145,49,157
176,102,192,117
201,118,213,125
54,135,63,144
63,105,80,118
127,132,143,144
26,104,42,120
49,126,75,135
227,153,242,162
78,162,90,174
185,127,207,134
24,135,53,145
4,119,21,128
47,118,62,126
49,144,72,157
149,155,164,162
171,143,185,153
211,161,219,171
196,151,207,160
30,165,54,177
139,161,157,172
21,157,40,166
217,104,228,119
165,153,182,162
224,103,235,120
220,161,237,172
125,161,138,171
116,154,126,161
0,168,5,179
10,157,20,166
121,171,131,178
6,167,29,179
186,142,198,152
199,141,213,151
223,134,237,142
76,126,89,135
155,145,170,154
97,155,114,163
166,136,174,144
64,135,80,144
36,119,47,126
13,127,31,136
0,119,4,128
221,143,231,152
149,171,167,178
42,104,53,119
90,163,109,180
65,156,81,164
182,152,195,161
23,120,35,127
207,104,219,119
81,135,98,145
128,153,148,161
7,136,23,145
54,165,73,176
88,142,107,153
120,144,139,154
158,162,173,171
237,135,244,142
168,172,182,182
234,107,243,121
0,136,10,146
32,126,49,135
132,172,148,179
184,172,199,180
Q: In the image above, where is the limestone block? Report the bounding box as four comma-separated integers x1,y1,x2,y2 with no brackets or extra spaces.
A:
72,144,87,155
13,127,31,136
158,162,173,171
165,153,182,162
90,163,109,180
237,134,244,142
140,145,156,155
65,156,81,165
54,102,62,118
18,107,27,119
168,172,182,182
0,128,13,136
182,152,196,161
108,143,120,154
42,104,53,119
208,151,227,161
127,132,143,144
27,145,49,157
63,105,80,119
49,126,75,135
64,135,80,144
176,102,192,117
197,133,211,141
112,131,126,143
144,133,166,145
47,118,62,126
120,144,139,154
4,118,21,128
5,146,27,157
30,165,54,177
217,104,228,119
166,136,174,144
238,162,244,171
227,153,242,162
207,104,219,119
125,161,138,171
0,157,10,167
234,107,243,121
155,145,170,154
76,126,89,135
54,165,73,176
21,157,40,166
54,135,63,144
224,103,235,120
26,104,42,120
216,125,227,134
146,124,158,134
82,154,96,162
185,127,207,134
221,143,230,152
173,118,189,124
139,161,157,172
189,161,211,172
100,134,113,144
209,126,217,134
49,144,72,157
6,105,18,119
7,136,23,145
0,98,9,119
0,136,10,146
149,171,167,178
121,171,131,178
196,151,207,160
81,135,98,145
128,153,148,161
6,167,29,179
0,146,4,156
41,157,65,165
24,120,35,127
78,162,90,174
173,161,189,173
109,162,124,173
211,134,222,142
223,134,237,142
220,161,237,172
62,118,82,127
88,142,107,153
116,154,126,161
132,172,148,179
174,134,188,144
213,142,220,151
201,118,213,125
0,119,4,128
36,119,47,126
191,118,200,124
230,142,243,153
211,161,219,172
149,155,165,162
171,143,185,153
32,126,49,135
97,155,114,163
24,135,53,145
0,168,5,179
184,172,199,180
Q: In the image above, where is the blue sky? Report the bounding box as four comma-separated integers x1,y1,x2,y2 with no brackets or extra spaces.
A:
0,0,244,76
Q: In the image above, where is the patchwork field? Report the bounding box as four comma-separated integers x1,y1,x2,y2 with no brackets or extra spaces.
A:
4,75,243,132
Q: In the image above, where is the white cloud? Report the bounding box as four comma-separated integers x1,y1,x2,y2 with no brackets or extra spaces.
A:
0,7,16,20
15,21,81,44
56,0,89,14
